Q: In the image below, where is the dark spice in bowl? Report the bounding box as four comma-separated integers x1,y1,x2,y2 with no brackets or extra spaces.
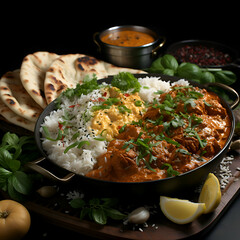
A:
171,44,232,66
166,40,237,68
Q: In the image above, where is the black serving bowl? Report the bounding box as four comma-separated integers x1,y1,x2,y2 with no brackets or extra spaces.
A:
27,74,238,198
166,39,240,69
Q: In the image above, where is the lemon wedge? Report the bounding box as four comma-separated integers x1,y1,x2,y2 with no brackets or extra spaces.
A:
160,196,206,224
198,173,221,213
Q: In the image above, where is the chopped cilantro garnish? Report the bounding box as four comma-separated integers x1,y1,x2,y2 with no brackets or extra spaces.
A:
112,72,141,93
161,163,180,177
118,105,131,114
91,98,120,111
56,74,100,108
134,100,142,106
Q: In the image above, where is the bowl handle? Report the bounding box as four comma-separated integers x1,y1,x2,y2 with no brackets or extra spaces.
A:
205,82,240,109
25,157,75,182
93,32,101,53
152,36,166,56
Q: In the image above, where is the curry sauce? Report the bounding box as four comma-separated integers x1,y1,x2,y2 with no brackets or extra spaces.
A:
86,85,231,182
101,30,155,47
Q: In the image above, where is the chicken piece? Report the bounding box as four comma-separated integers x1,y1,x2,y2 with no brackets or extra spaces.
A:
174,135,200,153
117,125,142,141
202,137,221,158
143,107,160,120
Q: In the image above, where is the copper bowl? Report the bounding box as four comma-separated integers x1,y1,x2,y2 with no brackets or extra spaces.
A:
93,25,166,69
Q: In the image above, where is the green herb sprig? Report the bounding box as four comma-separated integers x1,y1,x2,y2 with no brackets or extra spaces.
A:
147,54,236,86
147,54,236,103
56,74,100,108
112,72,141,93
160,163,180,177
0,132,41,201
70,197,127,225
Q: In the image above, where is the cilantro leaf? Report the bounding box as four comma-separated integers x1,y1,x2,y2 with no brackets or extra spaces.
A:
112,72,141,93
161,163,180,177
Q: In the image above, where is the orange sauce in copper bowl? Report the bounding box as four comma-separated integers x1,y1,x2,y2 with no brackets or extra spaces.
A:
94,25,166,69
100,30,155,47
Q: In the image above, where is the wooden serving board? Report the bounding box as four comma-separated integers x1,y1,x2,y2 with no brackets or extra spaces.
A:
1,154,238,240
1,122,240,240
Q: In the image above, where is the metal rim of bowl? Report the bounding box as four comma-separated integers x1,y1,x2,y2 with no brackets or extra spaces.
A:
32,73,236,187
165,39,239,68
97,25,161,49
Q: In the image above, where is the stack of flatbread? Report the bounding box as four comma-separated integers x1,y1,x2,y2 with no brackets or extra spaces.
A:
0,51,145,132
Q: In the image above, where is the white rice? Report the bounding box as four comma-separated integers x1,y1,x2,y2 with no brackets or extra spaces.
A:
138,76,188,102
138,76,170,102
41,76,188,175
41,89,107,175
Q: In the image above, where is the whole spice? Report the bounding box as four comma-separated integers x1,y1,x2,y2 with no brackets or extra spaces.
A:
170,45,232,66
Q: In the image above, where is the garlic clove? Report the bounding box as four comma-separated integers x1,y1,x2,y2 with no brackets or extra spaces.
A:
230,139,240,150
36,186,57,198
128,207,150,224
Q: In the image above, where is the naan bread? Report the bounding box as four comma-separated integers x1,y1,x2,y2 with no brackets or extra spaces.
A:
0,70,43,122
44,54,145,104
103,62,146,76
0,98,35,131
20,51,59,108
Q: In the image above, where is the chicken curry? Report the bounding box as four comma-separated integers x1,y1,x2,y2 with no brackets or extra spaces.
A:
86,85,231,182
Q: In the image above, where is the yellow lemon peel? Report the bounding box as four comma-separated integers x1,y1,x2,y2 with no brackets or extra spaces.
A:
198,173,221,213
160,196,206,224
160,173,222,224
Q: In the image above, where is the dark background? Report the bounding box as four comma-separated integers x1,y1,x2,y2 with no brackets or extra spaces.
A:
1,3,240,75
1,3,240,240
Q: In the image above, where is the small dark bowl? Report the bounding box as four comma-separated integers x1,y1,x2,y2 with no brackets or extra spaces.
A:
31,74,237,198
166,39,240,69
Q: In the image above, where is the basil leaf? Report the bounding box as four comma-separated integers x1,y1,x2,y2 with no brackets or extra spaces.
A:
70,198,86,208
12,171,32,195
201,71,215,84
0,167,12,180
8,159,21,172
80,207,91,220
147,57,165,73
1,132,19,147
7,175,25,201
101,198,118,207
104,208,127,220
0,148,12,169
163,68,175,76
177,62,202,80
161,54,178,71
214,70,236,85
92,208,107,225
